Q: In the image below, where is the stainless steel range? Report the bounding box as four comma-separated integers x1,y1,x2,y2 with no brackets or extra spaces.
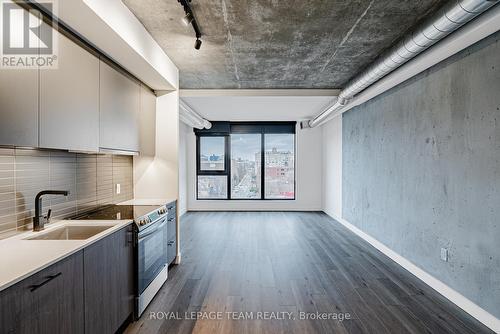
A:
74,203,175,317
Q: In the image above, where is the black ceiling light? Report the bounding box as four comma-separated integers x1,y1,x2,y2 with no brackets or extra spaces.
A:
194,38,202,50
181,12,193,26
178,0,202,50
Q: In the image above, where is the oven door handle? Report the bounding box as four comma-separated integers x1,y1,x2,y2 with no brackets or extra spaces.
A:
138,219,167,240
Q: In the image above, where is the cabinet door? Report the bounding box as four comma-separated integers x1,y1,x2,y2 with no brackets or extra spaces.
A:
139,85,156,156
166,201,177,265
167,217,177,265
0,3,39,147
84,224,134,333
0,251,84,334
99,60,140,152
40,31,99,152
0,71,38,148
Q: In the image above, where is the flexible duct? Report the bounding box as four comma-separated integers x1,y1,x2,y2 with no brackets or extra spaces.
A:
307,0,499,128
179,100,212,129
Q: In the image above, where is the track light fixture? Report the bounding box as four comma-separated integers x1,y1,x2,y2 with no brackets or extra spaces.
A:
194,38,202,50
181,12,194,26
178,0,202,50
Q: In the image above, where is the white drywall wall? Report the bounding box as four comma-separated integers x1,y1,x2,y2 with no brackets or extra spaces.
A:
178,122,189,215
321,116,342,217
185,123,323,211
134,91,179,200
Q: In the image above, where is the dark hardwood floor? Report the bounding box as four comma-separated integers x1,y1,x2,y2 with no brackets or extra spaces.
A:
125,212,493,334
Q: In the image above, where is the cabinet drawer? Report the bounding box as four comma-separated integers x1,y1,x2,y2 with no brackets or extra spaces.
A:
167,237,176,265
166,202,176,219
0,252,84,334
167,216,176,240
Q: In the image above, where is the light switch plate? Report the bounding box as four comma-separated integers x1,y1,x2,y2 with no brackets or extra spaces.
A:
116,183,121,194
440,248,448,262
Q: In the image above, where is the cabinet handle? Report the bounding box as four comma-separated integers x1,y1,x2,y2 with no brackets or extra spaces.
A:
29,272,62,292
126,232,134,243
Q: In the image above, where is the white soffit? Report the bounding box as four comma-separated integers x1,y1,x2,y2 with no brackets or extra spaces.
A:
180,95,338,121
180,89,341,97
37,0,179,90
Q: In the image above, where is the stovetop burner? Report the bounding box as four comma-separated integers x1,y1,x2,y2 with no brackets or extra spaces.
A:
73,204,160,222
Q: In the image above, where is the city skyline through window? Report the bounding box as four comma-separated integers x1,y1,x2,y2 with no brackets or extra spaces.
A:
199,136,225,171
265,134,295,199
195,122,295,200
231,134,261,199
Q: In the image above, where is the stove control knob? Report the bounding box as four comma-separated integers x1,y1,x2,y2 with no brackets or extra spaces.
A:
139,219,146,226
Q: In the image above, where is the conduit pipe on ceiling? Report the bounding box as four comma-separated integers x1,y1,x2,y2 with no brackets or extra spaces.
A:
179,100,212,129
304,0,499,129
320,3,500,125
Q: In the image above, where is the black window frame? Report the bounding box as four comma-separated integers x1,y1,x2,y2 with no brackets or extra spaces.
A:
195,121,296,201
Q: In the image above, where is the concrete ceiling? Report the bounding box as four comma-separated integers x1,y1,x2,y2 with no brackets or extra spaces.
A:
123,0,446,89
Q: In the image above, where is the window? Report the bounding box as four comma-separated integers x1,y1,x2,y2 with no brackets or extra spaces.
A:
195,122,295,200
199,136,225,171
265,134,295,199
197,175,228,199
196,135,229,200
231,134,261,199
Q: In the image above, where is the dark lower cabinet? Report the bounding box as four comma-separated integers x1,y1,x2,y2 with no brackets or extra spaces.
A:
83,224,134,334
167,217,177,265
0,251,84,334
0,224,134,334
166,201,177,265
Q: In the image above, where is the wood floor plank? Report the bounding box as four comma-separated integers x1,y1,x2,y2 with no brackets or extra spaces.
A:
124,212,494,334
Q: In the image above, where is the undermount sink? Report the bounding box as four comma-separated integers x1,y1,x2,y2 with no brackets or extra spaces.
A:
26,225,112,240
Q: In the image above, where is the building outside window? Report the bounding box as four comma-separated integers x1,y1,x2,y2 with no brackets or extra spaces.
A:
195,122,295,200
264,134,295,199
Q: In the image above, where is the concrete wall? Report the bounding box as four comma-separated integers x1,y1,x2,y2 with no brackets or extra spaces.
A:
322,115,342,218
342,32,500,318
186,124,323,211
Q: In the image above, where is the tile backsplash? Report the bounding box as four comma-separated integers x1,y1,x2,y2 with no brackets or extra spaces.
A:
0,148,133,235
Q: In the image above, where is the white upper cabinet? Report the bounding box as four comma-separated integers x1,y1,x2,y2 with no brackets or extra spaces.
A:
0,68,39,147
99,60,141,152
0,5,146,154
139,85,157,156
40,31,100,152
0,4,38,148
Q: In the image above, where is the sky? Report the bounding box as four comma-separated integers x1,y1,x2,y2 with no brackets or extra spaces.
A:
201,134,294,161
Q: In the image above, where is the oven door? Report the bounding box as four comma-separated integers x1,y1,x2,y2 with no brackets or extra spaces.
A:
137,216,168,295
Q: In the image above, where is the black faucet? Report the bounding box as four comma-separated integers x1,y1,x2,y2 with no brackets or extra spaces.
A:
33,190,70,231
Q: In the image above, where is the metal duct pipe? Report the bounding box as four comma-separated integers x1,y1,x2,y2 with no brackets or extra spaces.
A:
179,100,212,129
179,111,203,129
307,0,499,128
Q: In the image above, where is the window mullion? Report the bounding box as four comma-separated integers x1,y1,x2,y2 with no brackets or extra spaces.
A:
226,135,231,200
261,132,265,200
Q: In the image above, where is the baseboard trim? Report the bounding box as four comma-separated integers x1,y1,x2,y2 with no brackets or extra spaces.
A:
325,212,500,333
185,208,323,212
179,207,187,217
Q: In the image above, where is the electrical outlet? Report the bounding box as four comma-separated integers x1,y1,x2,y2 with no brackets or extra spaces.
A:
440,248,448,262
116,183,121,195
